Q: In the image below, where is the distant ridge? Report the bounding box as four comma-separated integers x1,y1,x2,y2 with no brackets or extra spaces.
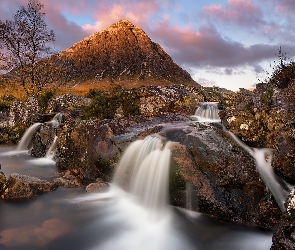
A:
53,19,199,87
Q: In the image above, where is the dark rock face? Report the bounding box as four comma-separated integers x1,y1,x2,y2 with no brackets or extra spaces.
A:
1,173,57,200
271,189,295,249
166,123,280,228
53,19,198,86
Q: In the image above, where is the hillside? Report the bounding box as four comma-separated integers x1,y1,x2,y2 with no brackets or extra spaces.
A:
52,19,198,88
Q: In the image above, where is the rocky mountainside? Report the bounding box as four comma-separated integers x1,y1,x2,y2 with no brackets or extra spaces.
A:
52,19,198,87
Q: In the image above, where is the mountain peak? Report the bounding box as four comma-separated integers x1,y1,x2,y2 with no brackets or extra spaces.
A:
116,19,135,26
56,20,198,87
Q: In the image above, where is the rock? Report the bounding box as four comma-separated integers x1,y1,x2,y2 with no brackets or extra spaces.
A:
1,173,57,200
8,97,39,126
54,170,82,188
47,94,91,114
0,171,6,194
86,180,109,193
272,188,295,249
220,82,295,184
166,122,279,228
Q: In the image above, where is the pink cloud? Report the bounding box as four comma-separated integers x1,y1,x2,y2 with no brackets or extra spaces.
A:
203,0,264,28
81,0,159,34
148,20,289,70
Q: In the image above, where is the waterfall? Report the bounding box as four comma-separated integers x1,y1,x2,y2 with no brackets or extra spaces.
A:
45,113,63,128
112,135,163,189
45,135,58,160
190,102,221,122
227,130,292,211
129,141,173,215
16,122,42,151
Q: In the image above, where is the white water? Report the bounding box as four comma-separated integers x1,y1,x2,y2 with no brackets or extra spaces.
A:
45,113,63,128
16,122,42,151
112,135,163,189
129,141,172,216
227,130,292,211
190,102,221,122
45,135,58,160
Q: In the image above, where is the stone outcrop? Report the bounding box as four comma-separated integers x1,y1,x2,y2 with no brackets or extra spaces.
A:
1,173,57,200
8,97,39,126
52,19,198,87
220,82,295,184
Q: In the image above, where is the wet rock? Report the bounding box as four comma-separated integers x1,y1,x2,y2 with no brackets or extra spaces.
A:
86,179,109,193
54,170,82,188
1,173,57,200
167,122,280,228
0,171,6,194
272,188,295,249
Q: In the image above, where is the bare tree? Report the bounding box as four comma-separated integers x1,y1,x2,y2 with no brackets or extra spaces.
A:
0,0,55,97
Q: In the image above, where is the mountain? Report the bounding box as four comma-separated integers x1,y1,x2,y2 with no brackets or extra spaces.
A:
53,19,198,87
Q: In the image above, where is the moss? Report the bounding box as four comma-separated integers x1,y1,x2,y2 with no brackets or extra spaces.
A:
37,90,56,113
83,86,141,120
0,123,27,144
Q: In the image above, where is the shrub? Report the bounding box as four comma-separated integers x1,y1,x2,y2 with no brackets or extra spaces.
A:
38,90,55,113
83,86,141,120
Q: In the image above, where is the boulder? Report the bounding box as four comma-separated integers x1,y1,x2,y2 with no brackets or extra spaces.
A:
1,173,57,200
8,97,39,127
166,122,281,228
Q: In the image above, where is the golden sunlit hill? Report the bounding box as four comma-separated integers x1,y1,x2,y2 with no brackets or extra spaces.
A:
50,19,199,90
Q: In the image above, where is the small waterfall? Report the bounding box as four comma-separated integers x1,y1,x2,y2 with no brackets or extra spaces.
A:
227,130,292,211
45,113,63,128
45,135,58,160
108,135,173,218
112,135,163,188
190,102,221,122
252,148,291,211
129,141,173,215
16,122,42,151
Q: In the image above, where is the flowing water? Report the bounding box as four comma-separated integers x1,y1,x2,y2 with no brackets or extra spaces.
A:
0,107,274,249
16,123,42,151
190,102,221,122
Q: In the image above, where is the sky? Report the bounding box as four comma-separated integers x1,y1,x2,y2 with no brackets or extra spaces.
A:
1,0,295,91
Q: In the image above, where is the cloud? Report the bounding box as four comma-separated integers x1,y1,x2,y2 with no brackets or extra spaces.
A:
80,0,159,34
270,0,295,15
149,21,287,71
203,0,264,28
196,77,217,87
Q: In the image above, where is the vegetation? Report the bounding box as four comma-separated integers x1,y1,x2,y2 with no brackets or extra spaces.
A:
0,0,55,97
83,86,141,120
260,46,295,89
37,90,55,113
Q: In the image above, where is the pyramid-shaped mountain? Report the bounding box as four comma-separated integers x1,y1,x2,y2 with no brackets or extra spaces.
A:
54,19,198,86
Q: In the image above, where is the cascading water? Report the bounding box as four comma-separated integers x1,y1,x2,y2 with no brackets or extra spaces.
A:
45,135,58,160
16,122,42,151
190,102,221,122
112,135,163,189
227,130,292,211
129,141,173,215
45,113,63,128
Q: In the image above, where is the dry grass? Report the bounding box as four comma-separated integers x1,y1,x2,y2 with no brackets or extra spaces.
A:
0,78,199,100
